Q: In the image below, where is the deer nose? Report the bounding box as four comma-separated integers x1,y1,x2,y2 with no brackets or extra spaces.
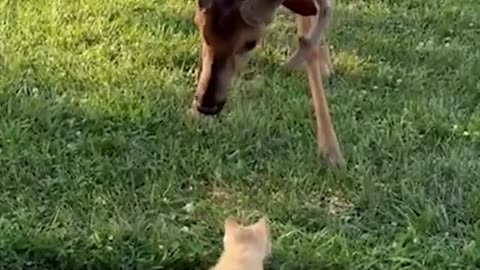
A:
197,104,220,115
192,97,226,116
195,101,225,115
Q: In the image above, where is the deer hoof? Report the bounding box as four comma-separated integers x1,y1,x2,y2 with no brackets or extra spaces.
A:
321,148,346,169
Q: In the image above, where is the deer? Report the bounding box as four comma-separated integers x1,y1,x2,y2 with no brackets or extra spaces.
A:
191,0,345,168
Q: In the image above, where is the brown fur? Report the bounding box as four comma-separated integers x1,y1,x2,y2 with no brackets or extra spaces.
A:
192,0,345,168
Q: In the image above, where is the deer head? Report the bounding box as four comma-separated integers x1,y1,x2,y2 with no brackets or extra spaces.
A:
192,0,332,115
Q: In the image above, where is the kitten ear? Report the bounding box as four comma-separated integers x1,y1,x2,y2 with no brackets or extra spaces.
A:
224,217,239,234
253,216,269,234
253,216,271,254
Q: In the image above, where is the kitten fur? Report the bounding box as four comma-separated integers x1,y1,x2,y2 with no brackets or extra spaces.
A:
211,216,271,270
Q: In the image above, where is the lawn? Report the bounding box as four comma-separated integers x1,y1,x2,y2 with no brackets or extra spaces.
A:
1,0,480,269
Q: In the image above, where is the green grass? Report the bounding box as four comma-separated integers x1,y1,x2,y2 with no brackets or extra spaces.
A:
1,0,480,269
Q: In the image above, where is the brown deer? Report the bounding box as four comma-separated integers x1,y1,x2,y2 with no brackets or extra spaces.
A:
191,0,345,168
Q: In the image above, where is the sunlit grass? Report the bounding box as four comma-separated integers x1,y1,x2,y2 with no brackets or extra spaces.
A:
1,0,479,269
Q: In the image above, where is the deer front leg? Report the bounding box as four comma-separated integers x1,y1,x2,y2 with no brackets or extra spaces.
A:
304,39,345,167
295,15,334,78
296,16,344,168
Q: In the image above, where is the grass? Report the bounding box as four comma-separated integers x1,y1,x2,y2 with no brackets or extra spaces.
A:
1,0,480,269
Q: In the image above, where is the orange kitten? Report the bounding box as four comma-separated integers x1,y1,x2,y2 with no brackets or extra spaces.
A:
211,216,271,270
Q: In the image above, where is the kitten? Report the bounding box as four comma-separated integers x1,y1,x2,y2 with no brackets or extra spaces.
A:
211,216,271,270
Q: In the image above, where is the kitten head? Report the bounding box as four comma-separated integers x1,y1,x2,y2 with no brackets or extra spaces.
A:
222,216,271,262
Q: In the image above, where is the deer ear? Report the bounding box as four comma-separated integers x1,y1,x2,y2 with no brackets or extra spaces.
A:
197,0,212,11
282,0,318,16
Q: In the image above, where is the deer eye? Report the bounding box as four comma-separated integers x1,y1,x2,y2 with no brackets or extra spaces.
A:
244,40,257,51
